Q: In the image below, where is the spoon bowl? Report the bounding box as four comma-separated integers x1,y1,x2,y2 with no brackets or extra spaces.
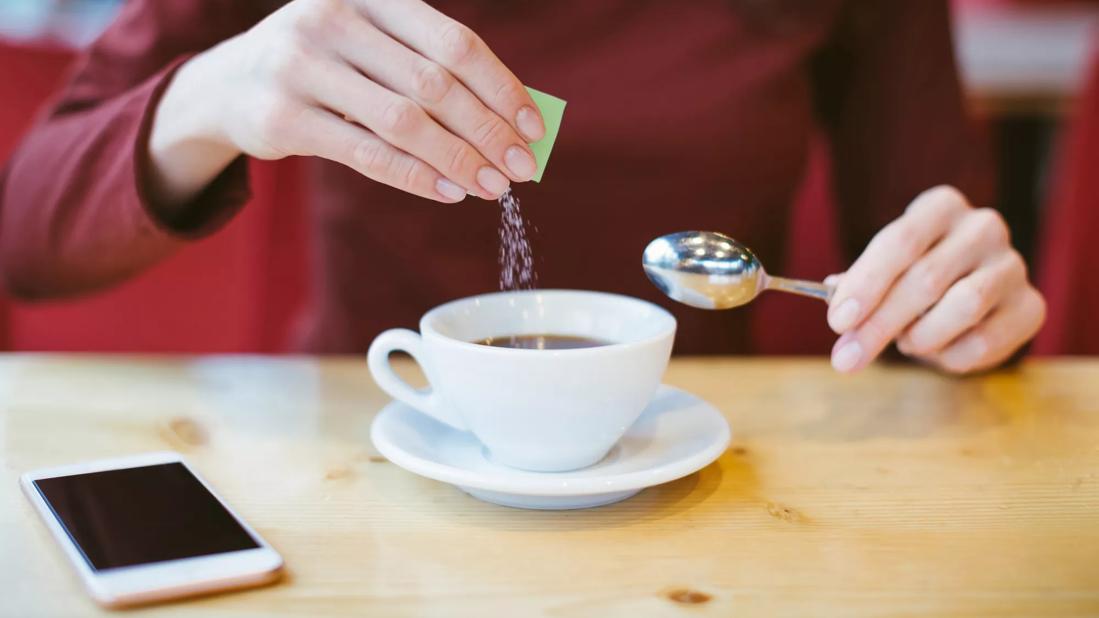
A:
642,231,833,310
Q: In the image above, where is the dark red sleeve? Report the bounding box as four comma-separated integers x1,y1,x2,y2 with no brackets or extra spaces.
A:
0,1,268,299
811,0,996,261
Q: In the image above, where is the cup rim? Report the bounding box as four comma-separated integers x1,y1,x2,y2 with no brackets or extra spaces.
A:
419,289,676,354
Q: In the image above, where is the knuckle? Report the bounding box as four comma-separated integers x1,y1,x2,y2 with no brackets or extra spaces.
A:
472,116,506,148
1032,289,1048,325
290,0,345,37
412,62,453,105
897,329,923,355
896,334,916,356
908,259,947,298
437,21,480,66
947,337,989,374
970,334,993,361
493,80,525,109
860,317,892,348
353,139,393,175
971,208,1010,245
1022,287,1047,322
379,98,421,135
909,321,946,354
931,184,968,205
904,335,933,356
1004,251,1027,282
268,45,313,86
846,268,881,300
954,279,992,321
941,353,977,375
257,100,299,139
888,223,924,263
444,141,474,175
922,184,969,212
402,159,429,190
907,185,969,230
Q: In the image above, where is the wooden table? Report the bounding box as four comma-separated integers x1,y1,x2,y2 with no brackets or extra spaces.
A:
2,355,1098,616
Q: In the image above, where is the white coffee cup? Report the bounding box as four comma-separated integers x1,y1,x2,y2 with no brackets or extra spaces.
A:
367,289,676,472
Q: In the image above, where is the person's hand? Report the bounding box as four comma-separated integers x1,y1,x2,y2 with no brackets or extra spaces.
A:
826,186,1046,375
150,0,545,206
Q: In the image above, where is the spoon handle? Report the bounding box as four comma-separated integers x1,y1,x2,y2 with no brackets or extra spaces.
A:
765,276,835,303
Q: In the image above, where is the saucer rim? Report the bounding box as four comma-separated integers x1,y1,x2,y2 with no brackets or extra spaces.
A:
370,384,731,497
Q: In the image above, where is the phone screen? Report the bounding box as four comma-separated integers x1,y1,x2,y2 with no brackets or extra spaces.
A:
32,463,260,571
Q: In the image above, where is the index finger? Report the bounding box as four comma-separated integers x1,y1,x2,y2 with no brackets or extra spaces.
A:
827,185,969,334
357,0,546,142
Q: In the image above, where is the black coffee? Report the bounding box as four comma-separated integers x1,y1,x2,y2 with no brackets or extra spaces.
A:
474,334,611,350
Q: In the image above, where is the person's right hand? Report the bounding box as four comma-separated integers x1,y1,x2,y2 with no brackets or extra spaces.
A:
151,0,545,206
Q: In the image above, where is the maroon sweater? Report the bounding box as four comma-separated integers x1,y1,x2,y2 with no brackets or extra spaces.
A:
0,0,990,353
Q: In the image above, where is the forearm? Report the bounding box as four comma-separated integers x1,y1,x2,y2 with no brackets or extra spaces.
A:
0,0,269,299
0,65,176,297
0,59,250,299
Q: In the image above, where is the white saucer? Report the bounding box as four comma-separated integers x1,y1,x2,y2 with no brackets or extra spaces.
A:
370,385,731,510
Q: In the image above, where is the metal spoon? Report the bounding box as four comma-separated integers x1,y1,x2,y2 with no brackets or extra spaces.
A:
642,231,835,310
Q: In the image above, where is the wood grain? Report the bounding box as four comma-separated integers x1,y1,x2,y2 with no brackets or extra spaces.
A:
2,355,1098,617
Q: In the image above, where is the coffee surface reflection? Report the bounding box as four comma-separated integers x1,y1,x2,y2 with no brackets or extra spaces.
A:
473,334,611,350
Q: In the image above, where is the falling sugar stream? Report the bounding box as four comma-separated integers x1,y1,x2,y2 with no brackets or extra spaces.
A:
497,187,537,290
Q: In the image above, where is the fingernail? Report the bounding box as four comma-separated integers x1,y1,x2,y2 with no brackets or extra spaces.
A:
504,145,536,181
476,166,510,197
823,274,841,287
435,178,466,202
516,106,545,142
832,340,863,373
830,298,861,333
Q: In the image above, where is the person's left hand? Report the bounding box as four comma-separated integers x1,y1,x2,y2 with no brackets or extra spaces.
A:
826,186,1046,375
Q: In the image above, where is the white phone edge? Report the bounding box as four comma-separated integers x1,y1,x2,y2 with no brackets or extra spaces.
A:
20,451,284,609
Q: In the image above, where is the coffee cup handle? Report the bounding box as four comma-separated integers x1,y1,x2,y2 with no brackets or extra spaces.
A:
367,329,469,431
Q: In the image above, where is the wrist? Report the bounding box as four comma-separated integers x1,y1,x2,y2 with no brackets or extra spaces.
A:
147,46,241,208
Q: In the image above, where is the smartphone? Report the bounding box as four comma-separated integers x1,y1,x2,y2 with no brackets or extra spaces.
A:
20,452,284,608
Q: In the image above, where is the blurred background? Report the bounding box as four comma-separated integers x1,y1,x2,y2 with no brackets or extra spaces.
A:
0,0,1096,354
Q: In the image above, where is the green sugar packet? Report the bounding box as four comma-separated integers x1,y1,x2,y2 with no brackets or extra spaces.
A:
525,87,566,182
